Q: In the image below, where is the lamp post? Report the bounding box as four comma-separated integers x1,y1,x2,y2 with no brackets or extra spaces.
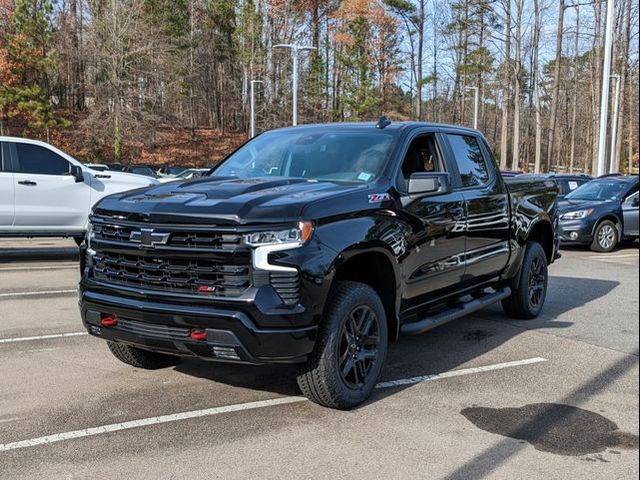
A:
608,74,621,174
272,43,317,126
465,86,479,130
250,80,263,138
596,0,616,176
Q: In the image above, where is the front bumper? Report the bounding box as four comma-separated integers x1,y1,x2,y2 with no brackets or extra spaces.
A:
80,289,318,364
558,218,595,244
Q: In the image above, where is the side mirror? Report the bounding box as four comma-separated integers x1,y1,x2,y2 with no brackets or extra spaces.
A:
70,165,85,183
632,197,639,208
408,172,452,197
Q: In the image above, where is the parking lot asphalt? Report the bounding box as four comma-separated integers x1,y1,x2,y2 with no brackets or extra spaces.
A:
0,242,638,479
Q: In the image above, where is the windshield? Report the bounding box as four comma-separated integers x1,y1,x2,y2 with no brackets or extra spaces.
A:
565,180,631,201
212,129,397,183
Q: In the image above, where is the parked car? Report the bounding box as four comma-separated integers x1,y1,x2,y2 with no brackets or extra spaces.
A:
519,173,592,199
558,175,639,251
125,165,158,177
79,121,559,409
158,168,211,183
501,170,524,177
157,166,187,176
106,163,124,171
0,137,158,244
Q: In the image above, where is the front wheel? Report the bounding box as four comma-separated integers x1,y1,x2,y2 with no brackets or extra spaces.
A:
502,241,548,320
591,220,619,252
297,281,388,409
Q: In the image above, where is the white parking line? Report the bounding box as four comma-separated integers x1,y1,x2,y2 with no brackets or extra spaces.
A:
0,289,77,298
0,356,547,452
0,265,78,272
0,332,88,344
587,253,639,260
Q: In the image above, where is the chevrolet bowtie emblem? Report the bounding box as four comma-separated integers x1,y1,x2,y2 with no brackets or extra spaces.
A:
129,228,170,248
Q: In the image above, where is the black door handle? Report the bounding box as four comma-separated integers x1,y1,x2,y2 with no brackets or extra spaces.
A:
18,180,37,186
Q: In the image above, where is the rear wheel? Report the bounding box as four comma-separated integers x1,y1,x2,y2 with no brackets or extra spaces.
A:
591,220,619,252
502,242,548,320
297,281,388,409
107,342,179,369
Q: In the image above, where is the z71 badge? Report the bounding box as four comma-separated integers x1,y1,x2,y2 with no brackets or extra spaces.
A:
368,193,391,203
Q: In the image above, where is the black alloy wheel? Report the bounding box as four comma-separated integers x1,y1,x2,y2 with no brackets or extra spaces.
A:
338,305,381,390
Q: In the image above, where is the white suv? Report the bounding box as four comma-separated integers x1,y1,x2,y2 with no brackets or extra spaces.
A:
0,137,158,243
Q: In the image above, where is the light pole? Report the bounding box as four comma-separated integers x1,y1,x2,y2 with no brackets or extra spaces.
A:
250,80,263,138
608,74,621,174
465,86,479,130
273,43,317,126
596,0,616,177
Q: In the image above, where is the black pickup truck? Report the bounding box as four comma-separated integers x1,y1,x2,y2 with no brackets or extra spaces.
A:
79,121,559,409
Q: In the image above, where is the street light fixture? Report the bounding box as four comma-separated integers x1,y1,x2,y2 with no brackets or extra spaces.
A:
250,80,263,138
273,43,317,126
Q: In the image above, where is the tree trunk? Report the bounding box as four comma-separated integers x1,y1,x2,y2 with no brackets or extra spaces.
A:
511,0,523,171
533,0,542,173
546,0,565,171
499,0,512,170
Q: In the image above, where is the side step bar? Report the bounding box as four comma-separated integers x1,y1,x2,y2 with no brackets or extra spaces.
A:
401,287,512,336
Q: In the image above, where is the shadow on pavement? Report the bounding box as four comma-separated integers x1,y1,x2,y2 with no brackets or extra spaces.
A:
444,351,639,480
173,275,620,405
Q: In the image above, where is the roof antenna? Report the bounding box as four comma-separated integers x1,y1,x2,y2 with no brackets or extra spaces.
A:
376,115,391,129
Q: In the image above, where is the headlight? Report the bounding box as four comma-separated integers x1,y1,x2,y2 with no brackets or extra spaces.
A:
560,209,594,220
244,221,314,247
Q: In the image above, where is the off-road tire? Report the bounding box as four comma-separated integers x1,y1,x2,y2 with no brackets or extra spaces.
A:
297,281,388,409
502,241,548,320
107,342,179,369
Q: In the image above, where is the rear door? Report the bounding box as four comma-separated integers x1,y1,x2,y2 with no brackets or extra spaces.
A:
443,132,510,285
0,142,15,229
11,141,90,232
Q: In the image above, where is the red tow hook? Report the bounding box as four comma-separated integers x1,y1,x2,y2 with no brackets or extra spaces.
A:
100,314,118,327
190,329,207,341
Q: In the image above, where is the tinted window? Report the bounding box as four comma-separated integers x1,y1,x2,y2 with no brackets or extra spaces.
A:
447,134,489,188
15,143,70,175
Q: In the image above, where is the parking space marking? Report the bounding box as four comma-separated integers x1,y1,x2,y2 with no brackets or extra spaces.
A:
0,356,547,452
0,332,87,344
0,265,78,272
0,289,77,298
587,253,639,260
374,357,548,388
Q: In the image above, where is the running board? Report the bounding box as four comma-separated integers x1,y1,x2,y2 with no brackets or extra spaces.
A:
400,287,512,336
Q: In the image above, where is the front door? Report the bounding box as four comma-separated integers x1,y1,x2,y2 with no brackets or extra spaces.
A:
397,132,467,309
11,142,90,232
622,192,639,237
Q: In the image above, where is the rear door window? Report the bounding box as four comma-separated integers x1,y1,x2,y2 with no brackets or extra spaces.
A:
14,143,70,175
446,134,490,188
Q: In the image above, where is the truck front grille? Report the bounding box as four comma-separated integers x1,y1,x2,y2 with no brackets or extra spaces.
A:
93,252,251,297
89,218,251,298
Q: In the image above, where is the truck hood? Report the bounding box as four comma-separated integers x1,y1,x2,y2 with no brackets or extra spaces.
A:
93,176,372,225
